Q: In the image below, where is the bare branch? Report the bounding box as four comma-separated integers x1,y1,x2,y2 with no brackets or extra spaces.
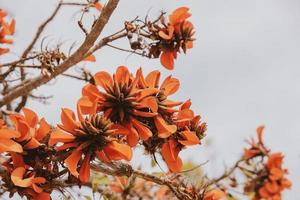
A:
0,0,120,108
91,161,193,200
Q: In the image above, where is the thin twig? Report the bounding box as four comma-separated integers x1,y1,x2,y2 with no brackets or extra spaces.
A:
14,0,63,112
206,159,244,186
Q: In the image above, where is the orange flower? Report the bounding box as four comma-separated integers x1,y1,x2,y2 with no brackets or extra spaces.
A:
9,108,51,150
204,189,227,200
175,100,206,144
161,139,182,172
0,9,15,56
82,66,158,146
134,71,206,172
136,69,181,138
246,152,292,200
0,120,23,153
243,126,268,159
49,100,132,182
160,100,206,172
10,167,50,200
158,7,195,70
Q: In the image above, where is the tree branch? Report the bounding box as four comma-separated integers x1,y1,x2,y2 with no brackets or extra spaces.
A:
0,0,120,108
91,161,193,200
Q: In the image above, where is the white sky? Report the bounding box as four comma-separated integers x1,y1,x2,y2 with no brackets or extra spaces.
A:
1,0,300,199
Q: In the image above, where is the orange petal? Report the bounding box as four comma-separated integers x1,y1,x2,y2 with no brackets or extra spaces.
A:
48,130,75,146
9,19,16,35
15,119,31,142
266,153,283,169
82,83,104,101
24,138,41,149
10,152,25,168
96,150,111,163
154,115,177,138
138,96,158,112
65,149,82,178
131,118,152,141
77,96,97,121
0,138,23,153
132,109,157,118
11,167,33,188
125,123,139,147
60,108,78,134
104,141,132,161
160,99,182,107
204,189,227,200
256,125,264,143
0,48,9,55
56,142,79,151
94,2,103,11
265,181,280,193
110,124,129,135
137,88,159,101
281,178,292,189
180,99,192,110
258,187,269,198
36,118,51,141
0,128,20,139
269,168,284,181
35,192,50,200
32,177,46,193
83,54,96,62
160,51,174,70
22,108,38,128
94,71,113,91
186,40,193,49
169,7,191,25
161,140,182,172
115,66,130,85
145,70,160,88
176,109,194,122
178,130,200,146
161,76,180,96
0,10,7,18
79,154,91,183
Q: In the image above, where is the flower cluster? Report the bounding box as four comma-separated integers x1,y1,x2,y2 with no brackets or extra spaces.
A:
0,8,15,56
157,7,195,70
81,66,206,172
49,105,132,183
0,108,52,200
243,127,291,200
125,7,195,70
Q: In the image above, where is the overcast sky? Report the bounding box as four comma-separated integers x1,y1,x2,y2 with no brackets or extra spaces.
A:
1,0,300,199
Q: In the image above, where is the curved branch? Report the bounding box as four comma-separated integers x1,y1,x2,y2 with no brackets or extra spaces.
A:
0,0,120,108
91,161,193,200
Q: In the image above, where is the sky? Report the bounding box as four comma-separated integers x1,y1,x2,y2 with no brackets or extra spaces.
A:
1,0,300,199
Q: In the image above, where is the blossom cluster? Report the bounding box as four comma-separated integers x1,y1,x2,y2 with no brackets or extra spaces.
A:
0,4,292,200
0,109,52,199
0,9,15,56
125,7,195,70
78,66,206,173
243,127,292,200
0,66,206,199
